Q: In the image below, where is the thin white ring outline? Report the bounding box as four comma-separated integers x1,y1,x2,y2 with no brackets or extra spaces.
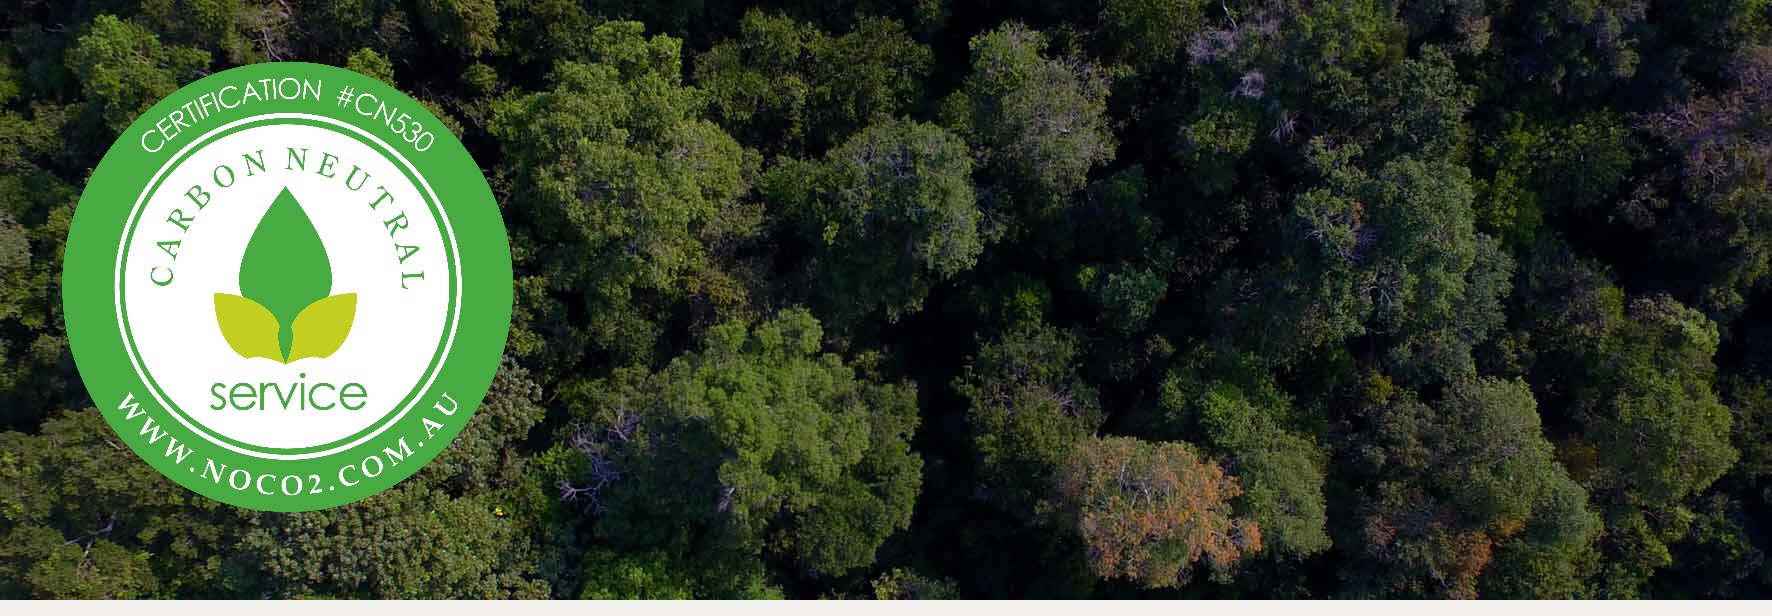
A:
111,112,464,461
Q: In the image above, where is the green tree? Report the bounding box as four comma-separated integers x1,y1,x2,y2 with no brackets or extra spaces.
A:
344,48,395,84
1368,46,1472,161
954,323,1103,514
496,0,600,64
0,105,82,428
1342,378,1598,598
284,0,414,66
1099,0,1207,65
1497,0,1648,98
1220,143,1510,384
1157,350,1331,558
1061,168,1180,338
561,309,922,590
1077,263,1167,336
763,118,981,325
491,21,758,370
696,10,931,154
244,486,550,598
65,14,210,136
1514,239,1626,362
1574,296,1736,506
416,0,500,58
1518,271,1738,597
1638,46,1772,320
958,22,1115,216
126,0,293,63
576,548,698,599
415,359,546,491
1723,375,1772,483
0,410,263,598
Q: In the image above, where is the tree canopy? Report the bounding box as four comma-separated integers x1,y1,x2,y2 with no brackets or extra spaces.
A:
5,0,1772,599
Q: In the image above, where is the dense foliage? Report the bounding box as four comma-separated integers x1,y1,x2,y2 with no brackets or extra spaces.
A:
5,0,1772,599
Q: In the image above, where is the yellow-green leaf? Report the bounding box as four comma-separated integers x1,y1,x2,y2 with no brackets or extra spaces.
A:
287,293,358,362
214,293,284,362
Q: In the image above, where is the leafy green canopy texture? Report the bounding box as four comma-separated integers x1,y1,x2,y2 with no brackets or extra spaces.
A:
8,0,1772,600
958,22,1115,219
763,118,982,324
1343,377,1599,599
214,188,356,363
956,324,1103,514
489,21,754,369
561,309,921,596
1157,350,1331,559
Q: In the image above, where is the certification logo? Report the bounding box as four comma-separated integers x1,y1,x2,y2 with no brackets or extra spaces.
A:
62,63,512,511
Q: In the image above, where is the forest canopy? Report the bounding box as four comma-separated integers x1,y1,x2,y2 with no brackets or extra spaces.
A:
4,0,1772,600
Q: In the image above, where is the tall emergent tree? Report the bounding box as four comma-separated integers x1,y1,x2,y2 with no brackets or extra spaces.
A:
560,309,922,597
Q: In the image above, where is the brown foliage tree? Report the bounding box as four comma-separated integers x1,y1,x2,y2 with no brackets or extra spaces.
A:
1054,436,1260,588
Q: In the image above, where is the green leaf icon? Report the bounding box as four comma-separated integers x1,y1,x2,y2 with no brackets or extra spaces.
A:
241,188,332,360
214,293,284,362
288,293,357,362
213,187,358,363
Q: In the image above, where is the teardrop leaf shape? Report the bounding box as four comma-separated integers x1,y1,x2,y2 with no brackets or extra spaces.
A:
214,293,284,362
240,187,332,360
287,293,357,362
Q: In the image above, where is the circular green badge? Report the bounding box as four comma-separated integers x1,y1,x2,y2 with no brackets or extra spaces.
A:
62,63,512,511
